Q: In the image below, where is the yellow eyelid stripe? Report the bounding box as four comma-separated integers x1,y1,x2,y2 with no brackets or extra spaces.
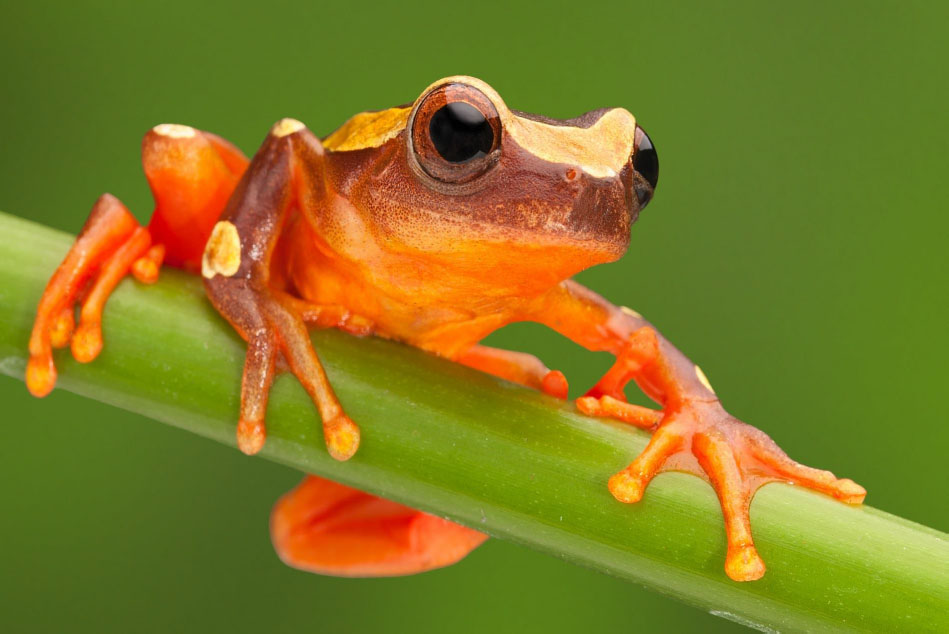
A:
507,108,637,179
322,107,411,152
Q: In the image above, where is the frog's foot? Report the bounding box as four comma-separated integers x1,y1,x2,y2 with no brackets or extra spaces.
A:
26,194,162,397
456,344,569,399
204,276,360,459
271,475,487,576
593,399,866,581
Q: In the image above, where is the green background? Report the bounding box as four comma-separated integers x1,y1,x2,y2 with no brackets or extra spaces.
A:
1,1,946,632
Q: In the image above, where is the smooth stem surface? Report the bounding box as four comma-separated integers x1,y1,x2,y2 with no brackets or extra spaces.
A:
0,211,946,633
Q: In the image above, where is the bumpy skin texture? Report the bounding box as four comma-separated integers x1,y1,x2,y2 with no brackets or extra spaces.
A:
27,76,866,582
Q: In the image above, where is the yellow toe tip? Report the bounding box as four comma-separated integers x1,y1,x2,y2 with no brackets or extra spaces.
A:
726,545,766,582
608,471,644,503
49,312,75,349
237,419,266,455
26,356,56,398
575,396,599,416
71,323,102,363
325,416,361,461
837,479,867,504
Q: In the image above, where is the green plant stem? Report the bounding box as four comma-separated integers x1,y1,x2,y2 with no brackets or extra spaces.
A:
0,210,945,632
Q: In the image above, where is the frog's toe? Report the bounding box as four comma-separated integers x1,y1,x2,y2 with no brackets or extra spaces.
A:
71,225,154,363
608,421,684,502
49,307,75,349
692,429,767,581
577,394,662,429
541,370,569,399
233,331,278,456
741,425,867,504
237,416,267,455
204,279,361,460
323,413,360,461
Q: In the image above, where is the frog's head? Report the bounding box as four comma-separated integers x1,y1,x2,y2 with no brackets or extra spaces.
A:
321,76,658,288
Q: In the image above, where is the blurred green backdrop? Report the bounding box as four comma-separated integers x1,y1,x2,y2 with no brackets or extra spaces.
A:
1,1,947,632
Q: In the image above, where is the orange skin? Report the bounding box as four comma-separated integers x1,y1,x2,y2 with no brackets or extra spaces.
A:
26,76,866,582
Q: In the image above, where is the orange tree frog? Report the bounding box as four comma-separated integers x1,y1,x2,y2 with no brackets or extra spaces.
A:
25,76,866,582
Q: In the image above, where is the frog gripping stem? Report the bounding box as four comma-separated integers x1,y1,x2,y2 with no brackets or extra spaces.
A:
605,409,867,581
26,77,872,583
202,120,361,460
531,280,867,581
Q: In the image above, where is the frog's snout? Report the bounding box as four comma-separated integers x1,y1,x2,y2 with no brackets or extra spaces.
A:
631,125,658,210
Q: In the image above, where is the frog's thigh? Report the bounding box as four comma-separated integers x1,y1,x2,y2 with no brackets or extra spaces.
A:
271,475,487,577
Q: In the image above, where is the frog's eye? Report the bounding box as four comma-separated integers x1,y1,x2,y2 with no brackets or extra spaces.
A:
410,83,502,185
632,125,659,208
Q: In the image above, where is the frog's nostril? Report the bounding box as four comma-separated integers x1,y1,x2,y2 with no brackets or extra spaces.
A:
632,125,658,208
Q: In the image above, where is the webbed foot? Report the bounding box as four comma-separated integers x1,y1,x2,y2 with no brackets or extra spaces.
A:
584,397,865,581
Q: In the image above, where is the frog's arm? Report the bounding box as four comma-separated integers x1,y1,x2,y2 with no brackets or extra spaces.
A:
200,119,361,459
26,125,247,397
526,279,867,581
203,119,487,576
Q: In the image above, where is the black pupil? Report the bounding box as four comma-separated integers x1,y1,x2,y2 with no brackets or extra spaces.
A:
428,102,494,163
633,128,659,190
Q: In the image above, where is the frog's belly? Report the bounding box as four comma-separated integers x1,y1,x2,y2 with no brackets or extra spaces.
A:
286,251,514,355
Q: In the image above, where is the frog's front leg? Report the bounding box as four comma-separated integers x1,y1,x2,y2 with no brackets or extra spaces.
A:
202,119,359,459
530,280,866,581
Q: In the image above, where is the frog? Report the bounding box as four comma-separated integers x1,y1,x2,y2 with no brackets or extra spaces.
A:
25,75,866,582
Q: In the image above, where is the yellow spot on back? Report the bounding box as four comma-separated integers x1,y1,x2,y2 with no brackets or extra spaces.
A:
202,221,242,279
695,365,715,394
322,107,411,152
153,123,196,138
621,306,642,319
271,118,306,137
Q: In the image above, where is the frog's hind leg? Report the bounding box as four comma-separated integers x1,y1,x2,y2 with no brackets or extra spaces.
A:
26,124,248,397
271,476,487,577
